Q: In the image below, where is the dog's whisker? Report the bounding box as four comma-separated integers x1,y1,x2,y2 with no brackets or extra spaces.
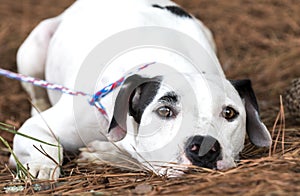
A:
93,132,150,171
130,145,157,174
80,150,148,171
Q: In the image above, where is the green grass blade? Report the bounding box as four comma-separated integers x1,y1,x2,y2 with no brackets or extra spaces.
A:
0,124,59,147
0,136,34,179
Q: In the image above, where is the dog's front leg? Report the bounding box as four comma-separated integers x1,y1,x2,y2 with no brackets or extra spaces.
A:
9,95,109,179
9,96,82,179
9,115,63,180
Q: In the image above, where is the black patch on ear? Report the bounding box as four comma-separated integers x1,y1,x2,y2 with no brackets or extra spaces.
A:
230,80,259,111
230,79,272,147
152,4,192,18
129,81,161,124
108,116,118,130
108,75,162,135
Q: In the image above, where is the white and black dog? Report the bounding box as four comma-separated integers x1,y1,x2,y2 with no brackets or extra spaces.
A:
10,0,272,179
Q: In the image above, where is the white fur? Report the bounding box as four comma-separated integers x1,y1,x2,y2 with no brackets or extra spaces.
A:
10,0,270,179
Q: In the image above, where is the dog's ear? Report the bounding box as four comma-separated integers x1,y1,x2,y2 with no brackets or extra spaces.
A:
230,79,272,147
108,74,161,142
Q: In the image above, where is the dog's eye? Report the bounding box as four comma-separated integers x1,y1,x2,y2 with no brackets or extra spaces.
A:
222,106,238,121
157,106,174,118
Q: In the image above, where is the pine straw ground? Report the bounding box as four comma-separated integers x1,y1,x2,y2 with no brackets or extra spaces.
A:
0,0,300,195
1,107,300,195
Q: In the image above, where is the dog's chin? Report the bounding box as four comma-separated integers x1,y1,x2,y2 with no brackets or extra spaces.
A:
165,154,235,174
157,167,186,178
152,158,235,177
216,159,236,170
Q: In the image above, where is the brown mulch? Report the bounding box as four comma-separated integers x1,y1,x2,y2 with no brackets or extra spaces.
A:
1,123,299,195
0,0,299,195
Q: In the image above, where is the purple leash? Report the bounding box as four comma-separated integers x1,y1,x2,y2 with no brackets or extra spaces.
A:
0,62,155,117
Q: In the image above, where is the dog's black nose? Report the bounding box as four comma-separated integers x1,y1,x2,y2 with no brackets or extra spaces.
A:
185,135,221,169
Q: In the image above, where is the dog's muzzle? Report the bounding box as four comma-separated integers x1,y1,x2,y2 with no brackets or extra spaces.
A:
185,135,221,169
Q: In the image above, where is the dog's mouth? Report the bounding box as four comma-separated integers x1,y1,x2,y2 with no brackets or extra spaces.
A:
184,135,222,169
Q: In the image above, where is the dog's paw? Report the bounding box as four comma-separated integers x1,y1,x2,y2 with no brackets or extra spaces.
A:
9,145,62,180
26,162,60,180
78,140,141,171
78,140,121,163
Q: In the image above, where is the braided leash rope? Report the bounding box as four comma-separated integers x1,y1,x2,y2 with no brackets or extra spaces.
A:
0,62,155,117
89,62,155,104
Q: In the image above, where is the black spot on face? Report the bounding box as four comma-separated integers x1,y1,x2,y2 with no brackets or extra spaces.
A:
165,6,192,18
158,91,178,104
152,4,192,18
152,4,164,9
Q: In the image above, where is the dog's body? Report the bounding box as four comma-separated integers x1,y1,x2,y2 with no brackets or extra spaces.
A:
10,0,272,179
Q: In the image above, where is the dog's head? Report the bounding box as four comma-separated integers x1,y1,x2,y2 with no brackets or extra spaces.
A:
107,72,271,174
